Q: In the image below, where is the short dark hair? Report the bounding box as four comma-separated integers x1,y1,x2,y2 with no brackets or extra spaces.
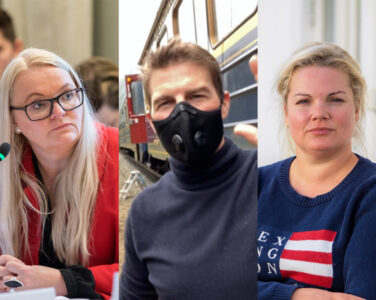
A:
142,37,223,108
0,9,16,43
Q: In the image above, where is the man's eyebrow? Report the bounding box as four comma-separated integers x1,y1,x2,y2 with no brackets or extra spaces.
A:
186,87,211,95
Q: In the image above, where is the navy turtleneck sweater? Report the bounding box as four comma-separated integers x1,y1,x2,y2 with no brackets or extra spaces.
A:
120,138,257,300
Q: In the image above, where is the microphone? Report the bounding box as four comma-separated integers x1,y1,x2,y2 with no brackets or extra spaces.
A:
0,143,10,161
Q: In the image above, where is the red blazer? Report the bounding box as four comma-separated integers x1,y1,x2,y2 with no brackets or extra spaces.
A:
21,123,119,299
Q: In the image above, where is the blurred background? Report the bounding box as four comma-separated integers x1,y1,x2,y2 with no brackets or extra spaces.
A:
258,0,376,166
0,0,118,65
0,0,119,128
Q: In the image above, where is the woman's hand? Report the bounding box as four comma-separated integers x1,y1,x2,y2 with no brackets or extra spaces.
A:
0,255,24,292
0,256,67,296
292,288,365,300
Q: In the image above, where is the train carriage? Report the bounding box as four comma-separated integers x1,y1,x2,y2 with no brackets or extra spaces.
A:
120,0,258,173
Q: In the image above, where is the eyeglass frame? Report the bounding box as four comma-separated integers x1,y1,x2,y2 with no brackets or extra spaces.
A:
9,87,85,121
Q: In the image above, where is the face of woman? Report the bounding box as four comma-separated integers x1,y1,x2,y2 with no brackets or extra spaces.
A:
285,65,359,155
11,65,83,154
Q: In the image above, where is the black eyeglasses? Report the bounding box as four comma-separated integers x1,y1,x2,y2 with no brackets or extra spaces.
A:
10,88,84,121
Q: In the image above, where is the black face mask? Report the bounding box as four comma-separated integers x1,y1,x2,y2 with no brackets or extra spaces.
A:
152,102,224,165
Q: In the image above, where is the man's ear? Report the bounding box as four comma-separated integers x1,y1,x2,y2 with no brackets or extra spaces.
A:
221,91,230,119
13,39,23,55
145,100,157,133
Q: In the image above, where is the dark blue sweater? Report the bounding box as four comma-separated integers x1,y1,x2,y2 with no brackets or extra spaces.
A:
121,138,257,300
258,155,376,300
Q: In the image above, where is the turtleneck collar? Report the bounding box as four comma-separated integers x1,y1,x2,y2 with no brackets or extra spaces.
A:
169,137,242,189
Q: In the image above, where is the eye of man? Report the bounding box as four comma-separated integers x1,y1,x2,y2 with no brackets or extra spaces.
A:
155,98,175,110
188,93,205,100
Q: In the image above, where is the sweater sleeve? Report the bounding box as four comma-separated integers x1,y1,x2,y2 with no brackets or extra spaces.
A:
258,280,300,300
342,186,376,299
120,210,158,300
60,265,103,299
89,263,118,300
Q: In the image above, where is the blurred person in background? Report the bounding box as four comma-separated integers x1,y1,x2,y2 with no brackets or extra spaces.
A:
0,8,22,76
76,57,119,127
0,48,118,299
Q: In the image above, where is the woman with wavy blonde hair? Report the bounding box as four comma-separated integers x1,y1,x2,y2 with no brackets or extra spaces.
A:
258,42,375,300
0,48,118,299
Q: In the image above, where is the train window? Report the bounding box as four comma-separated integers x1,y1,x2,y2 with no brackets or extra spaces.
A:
172,0,196,43
193,0,210,49
130,80,145,115
207,0,257,46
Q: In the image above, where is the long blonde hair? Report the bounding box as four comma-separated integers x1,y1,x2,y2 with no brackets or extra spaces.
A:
0,48,99,266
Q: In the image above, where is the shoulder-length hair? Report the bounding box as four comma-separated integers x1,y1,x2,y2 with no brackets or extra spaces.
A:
0,48,99,266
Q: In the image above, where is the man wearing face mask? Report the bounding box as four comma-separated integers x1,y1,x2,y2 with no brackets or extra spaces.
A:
120,38,257,300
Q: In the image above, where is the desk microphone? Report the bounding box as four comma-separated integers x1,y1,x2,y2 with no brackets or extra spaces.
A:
0,142,10,161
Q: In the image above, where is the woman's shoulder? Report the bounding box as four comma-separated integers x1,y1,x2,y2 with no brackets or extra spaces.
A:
352,154,376,191
259,156,295,175
258,158,295,194
95,122,119,175
95,122,118,140
356,154,376,172
95,122,118,150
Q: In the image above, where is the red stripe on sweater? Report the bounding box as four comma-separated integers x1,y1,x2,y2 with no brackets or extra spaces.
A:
290,230,337,241
281,249,332,264
281,270,333,288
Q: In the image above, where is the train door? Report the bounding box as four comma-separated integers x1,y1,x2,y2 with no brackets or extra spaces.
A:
125,74,148,160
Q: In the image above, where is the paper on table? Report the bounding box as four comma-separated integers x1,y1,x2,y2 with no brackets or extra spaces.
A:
0,287,55,299
55,297,89,300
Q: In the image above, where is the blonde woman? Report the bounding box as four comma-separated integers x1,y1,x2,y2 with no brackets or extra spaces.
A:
258,43,376,299
0,48,118,299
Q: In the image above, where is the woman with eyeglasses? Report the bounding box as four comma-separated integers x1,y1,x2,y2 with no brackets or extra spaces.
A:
0,48,118,299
